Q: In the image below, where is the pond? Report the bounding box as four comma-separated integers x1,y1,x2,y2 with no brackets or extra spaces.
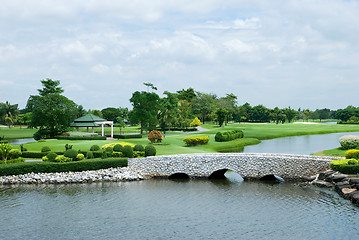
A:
7,138,36,144
0,172,358,240
242,132,359,155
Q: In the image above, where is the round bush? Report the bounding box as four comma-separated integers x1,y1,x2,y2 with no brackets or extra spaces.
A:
339,135,359,150
122,145,134,158
113,144,123,152
41,146,51,153
9,149,22,159
134,144,145,152
86,151,94,159
145,145,156,157
348,159,359,165
90,145,100,151
64,149,78,161
46,152,58,162
345,149,359,159
105,147,113,153
101,151,108,159
76,153,85,161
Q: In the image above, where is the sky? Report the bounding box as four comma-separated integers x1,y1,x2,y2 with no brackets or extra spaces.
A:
0,0,358,111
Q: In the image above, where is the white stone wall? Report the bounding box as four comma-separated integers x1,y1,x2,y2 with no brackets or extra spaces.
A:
128,153,340,180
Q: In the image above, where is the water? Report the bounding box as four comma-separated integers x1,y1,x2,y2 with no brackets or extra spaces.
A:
7,138,36,144
0,172,358,240
243,132,359,155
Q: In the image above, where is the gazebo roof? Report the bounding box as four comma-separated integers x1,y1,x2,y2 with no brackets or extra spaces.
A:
73,114,106,123
70,122,99,127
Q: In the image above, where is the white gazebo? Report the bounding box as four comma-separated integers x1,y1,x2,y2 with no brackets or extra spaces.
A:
70,114,114,138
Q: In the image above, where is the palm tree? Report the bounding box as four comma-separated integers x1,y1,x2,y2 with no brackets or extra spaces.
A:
0,101,19,127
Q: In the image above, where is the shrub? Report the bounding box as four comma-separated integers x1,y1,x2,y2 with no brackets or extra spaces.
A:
339,135,359,150
105,147,113,153
190,117,202,127
111,134,143,139
336,164,359,174
183,136,210,146
46,152,58,162
0,158,25,164
42,156,48,161
33,129,51,140
113,144,123,152
134,151,145,158
348,159,358,165
90,145,100,151
64,149,78,161
9,149,22,159
122,145,134,158
148,130,163,143
134,144,145,152
92,151,103,158
145,145,156,157
55,155,72,163
101,151,108,159
76,153,85,161
215,130,244,142
112,152,123,158
65,144,73,150
20,144,27,152
55,136,107,140
41,146,51,153
86,151,94,159
0,158,128,176
345,149,359,159
102,142,134,149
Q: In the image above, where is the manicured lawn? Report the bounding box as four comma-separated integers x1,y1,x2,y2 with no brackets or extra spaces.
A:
0,127,37,139
8,122,359,156
313,148,347,157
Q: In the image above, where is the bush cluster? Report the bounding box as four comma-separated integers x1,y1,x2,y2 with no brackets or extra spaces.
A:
339,135,359,150
110,134,143,139
148,130,163,143
215,130,244,142
0,158,128,176
330,158,359,174
9,149,22,159
64,149,78,161
345,149,359,159
183,136,210,146
41,146,51,153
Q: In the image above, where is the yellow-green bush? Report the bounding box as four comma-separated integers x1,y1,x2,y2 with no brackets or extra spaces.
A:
330,158,358,171
183,136,209,146
345,149,359,159
102,142,134,149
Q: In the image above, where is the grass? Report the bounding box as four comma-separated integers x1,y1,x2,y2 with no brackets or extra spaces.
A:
313,148,347,157
0,127,37,139
6,122,359,156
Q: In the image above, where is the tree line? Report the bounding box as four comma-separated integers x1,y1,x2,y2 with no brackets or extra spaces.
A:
0,79,358,137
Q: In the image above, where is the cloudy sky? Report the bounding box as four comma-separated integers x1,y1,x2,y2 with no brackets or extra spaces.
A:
0,0,358,111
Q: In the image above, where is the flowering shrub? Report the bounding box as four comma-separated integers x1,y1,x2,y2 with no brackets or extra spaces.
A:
76,153,85,161
190,117,202,127
339,135,359,150
148,130,163,143
102,142,134,149
55,155,72,163
183,136,209,146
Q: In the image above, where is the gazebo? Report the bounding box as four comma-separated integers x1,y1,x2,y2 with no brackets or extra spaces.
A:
70,114,114,138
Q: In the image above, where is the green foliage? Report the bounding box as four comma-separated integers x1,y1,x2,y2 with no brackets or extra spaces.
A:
0,143,12,161
113,144,123,152
90,145,101,151
9,149,22,159
41,146,51,152
46,152,58,162
122,145,134,158
20,144,27,152
133,151,145,158
215,129,244,142
86,151,94,159
76,153,85,161
112,152,123,158
64,149,78,161
0,158,25,164
116,134,142,139
348,159,358,165
56,136,107,140
215,108,228,127
55,155,72,163
0,158,127,176
101,151,109,159
134,144,145,152
65,144,73,150
330,159,350,171
183,136,210,146
345,149,359,159
105,147,113,153
148,130,163,143
339,135,359,150
190,117,202,127
145,145,156,157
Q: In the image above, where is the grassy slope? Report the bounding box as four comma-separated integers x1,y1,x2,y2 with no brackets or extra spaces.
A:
14,122,359,156
0,127,37,139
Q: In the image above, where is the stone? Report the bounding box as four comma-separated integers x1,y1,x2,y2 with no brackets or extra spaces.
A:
349,192,359,205
318,170,335,180
341,188,357,199
348,178,359,185
326,174,347,183
312,180,334,188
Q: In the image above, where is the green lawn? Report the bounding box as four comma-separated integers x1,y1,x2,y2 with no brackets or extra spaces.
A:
11,122,359,156
0,127,37,139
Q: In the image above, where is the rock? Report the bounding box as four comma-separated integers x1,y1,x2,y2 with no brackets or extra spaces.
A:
335,181,350,186
312,180,334,188
326,174,347,183
349,192,359,205
303,175,317,182
348,178,359,185
318,170,335,180
341,188,357,199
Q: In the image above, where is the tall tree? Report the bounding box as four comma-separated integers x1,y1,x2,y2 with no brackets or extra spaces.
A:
101,107,120,122
0,101,19,127
284,106,297,123
129,88,160,134
26,78,77,139
192,92,217,123
158,91,179,130
215,108,228,127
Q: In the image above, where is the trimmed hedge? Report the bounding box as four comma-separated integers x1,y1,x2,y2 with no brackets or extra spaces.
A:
22,151,65,159
158,127,197,132
0,158,128,176
183,136,210,146
55,136,107,140
345,149,359,159
335,164,359,174
215,130,244,142
116,134,142,139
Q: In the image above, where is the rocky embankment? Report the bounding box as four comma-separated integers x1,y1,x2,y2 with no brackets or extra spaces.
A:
0,167,144,184
302,170,359,206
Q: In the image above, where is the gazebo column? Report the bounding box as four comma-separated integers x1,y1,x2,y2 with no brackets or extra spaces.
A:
92,127,95,133
86,127,89,132
76,127,79,132
101,124,104,136
111,123,113,138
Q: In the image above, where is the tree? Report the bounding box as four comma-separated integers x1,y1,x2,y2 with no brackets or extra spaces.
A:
101,107,120,122
192,92,217,123
76,105,86,118
116,116,126,135
215,108,228,127
251,105,270,122
129,89,160,134
0,143,12,162
190,117,202,127
284,107,297,123
270,107,286,124
302,109,311,122
0,101,19,127
158,91,179,130
218,93,238,125
26,79,78,138
177,88,197,102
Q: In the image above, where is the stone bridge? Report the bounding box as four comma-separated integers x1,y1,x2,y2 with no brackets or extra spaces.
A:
128,153,340,180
